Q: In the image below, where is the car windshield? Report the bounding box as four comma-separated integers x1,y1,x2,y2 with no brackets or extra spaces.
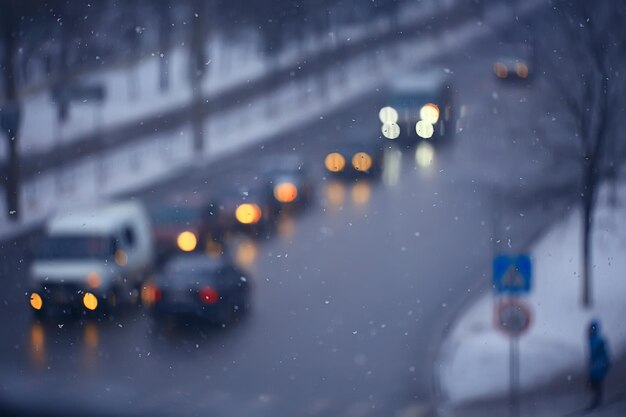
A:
34,235,115,260
165,257,218,273
151,207,200,225
220,188,263,204
393,95,438,108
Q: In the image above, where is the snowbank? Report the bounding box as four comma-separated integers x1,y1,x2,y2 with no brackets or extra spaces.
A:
438,184,626,405
4,1,447,160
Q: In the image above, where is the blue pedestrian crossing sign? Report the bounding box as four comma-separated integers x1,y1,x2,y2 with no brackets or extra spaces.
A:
493,254,532,294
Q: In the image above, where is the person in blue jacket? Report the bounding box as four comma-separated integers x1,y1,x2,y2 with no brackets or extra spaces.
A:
588,320,611,409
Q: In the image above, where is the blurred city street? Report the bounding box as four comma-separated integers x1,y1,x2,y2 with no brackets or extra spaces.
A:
1,1,625,416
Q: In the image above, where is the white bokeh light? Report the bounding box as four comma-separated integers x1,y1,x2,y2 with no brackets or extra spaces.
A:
382,123,401,139
419,103,440,125
415,120,434,139
378,106,398,124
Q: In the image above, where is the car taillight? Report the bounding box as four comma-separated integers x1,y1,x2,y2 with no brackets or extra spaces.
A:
199,287,219,304
141,284,162,305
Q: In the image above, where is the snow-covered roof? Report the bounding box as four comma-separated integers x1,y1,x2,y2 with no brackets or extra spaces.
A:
47,201,144,235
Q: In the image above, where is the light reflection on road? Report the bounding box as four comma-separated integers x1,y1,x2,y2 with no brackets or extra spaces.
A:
277,214,296,240
235,238,259,269
415,141,436,170
323,179,375,210
83,322,100,371
351,181,372,206
383,148,403,187
28,322,46,370
324,180,346,210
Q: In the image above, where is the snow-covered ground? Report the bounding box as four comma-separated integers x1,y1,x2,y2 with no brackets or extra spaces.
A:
437,182,626,406
1,0,454,160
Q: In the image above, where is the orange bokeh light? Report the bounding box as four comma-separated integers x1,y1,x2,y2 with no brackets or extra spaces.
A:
235,203,263,225
325,153,346,172
274,182,298,203
352,152,373,172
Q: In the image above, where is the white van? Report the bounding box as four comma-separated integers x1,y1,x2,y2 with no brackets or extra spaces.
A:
28,201,154,316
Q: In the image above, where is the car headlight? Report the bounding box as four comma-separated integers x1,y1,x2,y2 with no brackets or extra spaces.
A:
235,203,263,224
30,292,43,310
83,292,98,311
419,103,439,124
378,106,398,124
325,152,346,172
352,152,373,172
274,182,299,203
416,120,434,139
381,123,401,140
515,62,529,78
494,62,508,78
177,230,198,252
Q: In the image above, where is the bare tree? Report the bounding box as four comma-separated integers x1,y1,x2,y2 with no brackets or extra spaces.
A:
188,0,211,154
548,0,626,307
0,0,21,221
158,0,173,93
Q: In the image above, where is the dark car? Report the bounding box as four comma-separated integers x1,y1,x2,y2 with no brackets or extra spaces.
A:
204,185,279,240
324,142,383,179
259,154,314,213
149,204,207,259
493,43,534,83
383,68,455,147
493,56,532,81
144,254,250,324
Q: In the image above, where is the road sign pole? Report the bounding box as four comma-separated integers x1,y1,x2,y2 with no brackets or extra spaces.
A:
495,298,530,417
509,336,519,417
493,255,532,417
509,336,512,415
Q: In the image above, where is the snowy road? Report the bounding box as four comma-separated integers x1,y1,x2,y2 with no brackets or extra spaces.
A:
0,7,575,416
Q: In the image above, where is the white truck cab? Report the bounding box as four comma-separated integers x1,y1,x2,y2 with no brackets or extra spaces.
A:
29,201,154,316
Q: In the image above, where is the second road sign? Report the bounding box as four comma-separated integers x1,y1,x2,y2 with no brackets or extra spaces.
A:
495,298,532,337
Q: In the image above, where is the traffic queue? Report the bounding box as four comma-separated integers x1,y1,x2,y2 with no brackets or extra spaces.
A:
25,67,454,327
25,151,381,326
